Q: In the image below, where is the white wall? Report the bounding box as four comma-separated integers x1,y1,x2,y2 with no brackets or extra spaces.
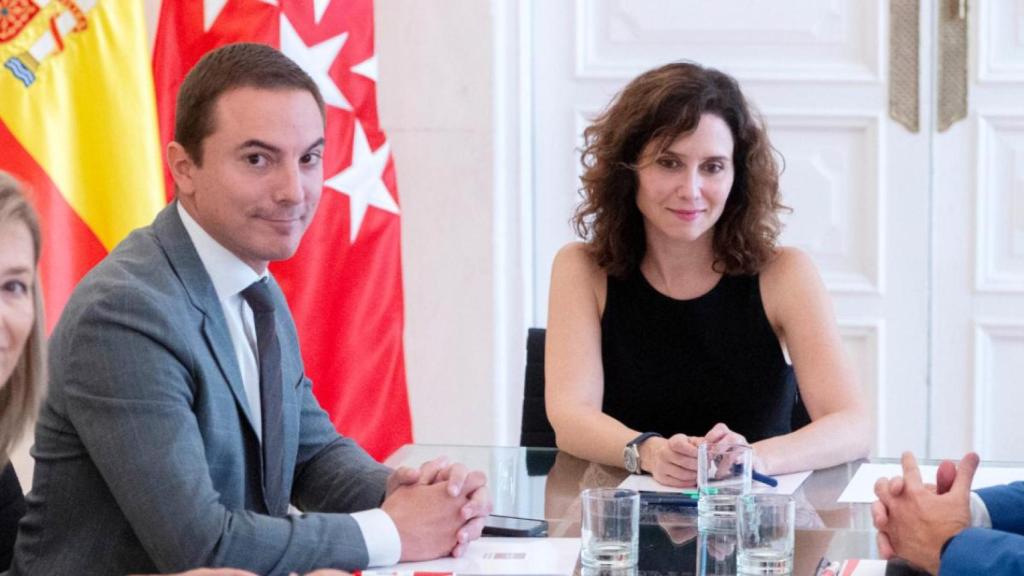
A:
376,0,506,446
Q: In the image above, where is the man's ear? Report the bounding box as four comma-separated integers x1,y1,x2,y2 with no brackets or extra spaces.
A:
167,142,197,197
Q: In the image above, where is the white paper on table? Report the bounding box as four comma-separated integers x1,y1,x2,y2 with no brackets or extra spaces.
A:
617,470,812,496
839,559,888,575
372,537,580,575
837,463,1024,503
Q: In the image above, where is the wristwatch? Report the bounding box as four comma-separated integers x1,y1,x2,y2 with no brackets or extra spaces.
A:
623,432,663,474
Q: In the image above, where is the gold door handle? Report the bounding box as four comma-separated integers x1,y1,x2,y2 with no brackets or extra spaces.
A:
938,0,968,132
890,0,920,133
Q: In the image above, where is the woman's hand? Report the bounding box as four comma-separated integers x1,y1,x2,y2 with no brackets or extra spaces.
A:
643,434,701,487
702,422,746,446
701,422,765,474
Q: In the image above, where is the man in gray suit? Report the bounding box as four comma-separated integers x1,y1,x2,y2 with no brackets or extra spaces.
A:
11,43,490,575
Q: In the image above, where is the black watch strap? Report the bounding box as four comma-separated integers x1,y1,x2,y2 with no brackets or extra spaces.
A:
624,431,663,474
628,431,663,448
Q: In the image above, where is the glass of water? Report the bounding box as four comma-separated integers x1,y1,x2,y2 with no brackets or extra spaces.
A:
736,494,795,575
697,442,752,528
696,522,739,576
580,488,640,568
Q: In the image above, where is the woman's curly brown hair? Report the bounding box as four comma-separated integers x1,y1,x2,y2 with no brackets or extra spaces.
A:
573,61,786,277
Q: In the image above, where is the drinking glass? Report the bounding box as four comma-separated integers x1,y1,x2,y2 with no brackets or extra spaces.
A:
697,442,753,528
736,494,795,575
580,488,640,568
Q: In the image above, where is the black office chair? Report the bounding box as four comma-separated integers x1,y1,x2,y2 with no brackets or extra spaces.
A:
520,328,558,475
788,370,812,431
519,328,556,448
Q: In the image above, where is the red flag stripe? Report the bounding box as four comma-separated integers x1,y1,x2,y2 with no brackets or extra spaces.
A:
0,120,108,331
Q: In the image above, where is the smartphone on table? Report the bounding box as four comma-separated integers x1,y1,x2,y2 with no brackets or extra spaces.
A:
481,514,548,537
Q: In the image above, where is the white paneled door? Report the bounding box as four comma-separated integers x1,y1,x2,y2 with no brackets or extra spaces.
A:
529,0,935,457
929,1,1024,460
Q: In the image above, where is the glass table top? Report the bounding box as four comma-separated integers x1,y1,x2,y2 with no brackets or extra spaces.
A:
385,445,894,575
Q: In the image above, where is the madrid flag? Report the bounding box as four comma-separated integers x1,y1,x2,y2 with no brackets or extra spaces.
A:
0,0,165,328
153,0,411,460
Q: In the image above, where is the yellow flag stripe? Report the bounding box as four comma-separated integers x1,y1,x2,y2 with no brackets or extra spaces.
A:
0,0,164,250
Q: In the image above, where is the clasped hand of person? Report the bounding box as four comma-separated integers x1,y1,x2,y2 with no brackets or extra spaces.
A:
641,422,765,487
871,451,979,575
149,457,491,576
382,456,492,561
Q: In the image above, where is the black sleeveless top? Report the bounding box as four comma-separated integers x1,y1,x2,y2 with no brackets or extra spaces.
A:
601,270,798,443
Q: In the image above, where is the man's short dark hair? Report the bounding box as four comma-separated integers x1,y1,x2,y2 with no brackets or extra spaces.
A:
174,42,326,166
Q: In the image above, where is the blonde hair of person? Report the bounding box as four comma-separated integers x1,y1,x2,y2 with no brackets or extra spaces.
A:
0,171,45,466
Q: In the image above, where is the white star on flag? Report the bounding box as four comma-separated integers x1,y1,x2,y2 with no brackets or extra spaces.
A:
314,0,331,23
351,55,377,82
204,0,278,31
279,13,351,111
203,0,229,31
325,121,399,243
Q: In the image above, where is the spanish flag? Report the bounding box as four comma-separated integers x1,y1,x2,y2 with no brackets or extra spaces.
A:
0,0,164,328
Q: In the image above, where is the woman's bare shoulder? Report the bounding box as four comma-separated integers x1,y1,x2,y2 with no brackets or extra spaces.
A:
759,246,828,321
551,241,608,311
761,245,819,288
553,241,605,281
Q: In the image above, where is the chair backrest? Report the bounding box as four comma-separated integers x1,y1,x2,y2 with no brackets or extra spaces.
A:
787,369,812,431
520,327,557,447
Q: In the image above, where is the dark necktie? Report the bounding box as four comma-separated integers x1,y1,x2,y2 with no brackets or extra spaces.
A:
241,279,286,516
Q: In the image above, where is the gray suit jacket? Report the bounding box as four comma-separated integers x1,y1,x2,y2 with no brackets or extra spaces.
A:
11,204,393,575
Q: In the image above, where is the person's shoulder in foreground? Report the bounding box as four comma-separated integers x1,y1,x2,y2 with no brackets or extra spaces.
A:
872,451,1024,576
10,42,490,576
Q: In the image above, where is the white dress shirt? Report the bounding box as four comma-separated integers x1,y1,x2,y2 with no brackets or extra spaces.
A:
177,203,401,566
969,492,993,528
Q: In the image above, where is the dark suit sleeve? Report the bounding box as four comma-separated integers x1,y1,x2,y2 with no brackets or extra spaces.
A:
976,481,1024,536
58,288,378,573
940,528,1024,576
937,483,1024,575
0,463,25,571
270,278,392,512
290,374,391,512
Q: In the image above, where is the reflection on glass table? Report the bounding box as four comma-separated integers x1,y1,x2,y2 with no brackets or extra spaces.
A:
386,445,883,575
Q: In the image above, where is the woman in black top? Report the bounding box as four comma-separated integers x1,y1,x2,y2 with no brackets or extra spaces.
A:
545,62,870,487
0,173,46,571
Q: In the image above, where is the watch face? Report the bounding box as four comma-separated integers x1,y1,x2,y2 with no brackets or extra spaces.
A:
624,445,639,473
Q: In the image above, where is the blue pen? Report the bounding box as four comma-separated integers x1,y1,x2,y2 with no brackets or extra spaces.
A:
751,470,778,487
730,463,779,487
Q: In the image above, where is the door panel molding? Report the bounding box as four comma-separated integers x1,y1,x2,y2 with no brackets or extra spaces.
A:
573,0,882,82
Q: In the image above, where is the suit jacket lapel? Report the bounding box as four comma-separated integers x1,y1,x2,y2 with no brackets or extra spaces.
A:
152,203,259,434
